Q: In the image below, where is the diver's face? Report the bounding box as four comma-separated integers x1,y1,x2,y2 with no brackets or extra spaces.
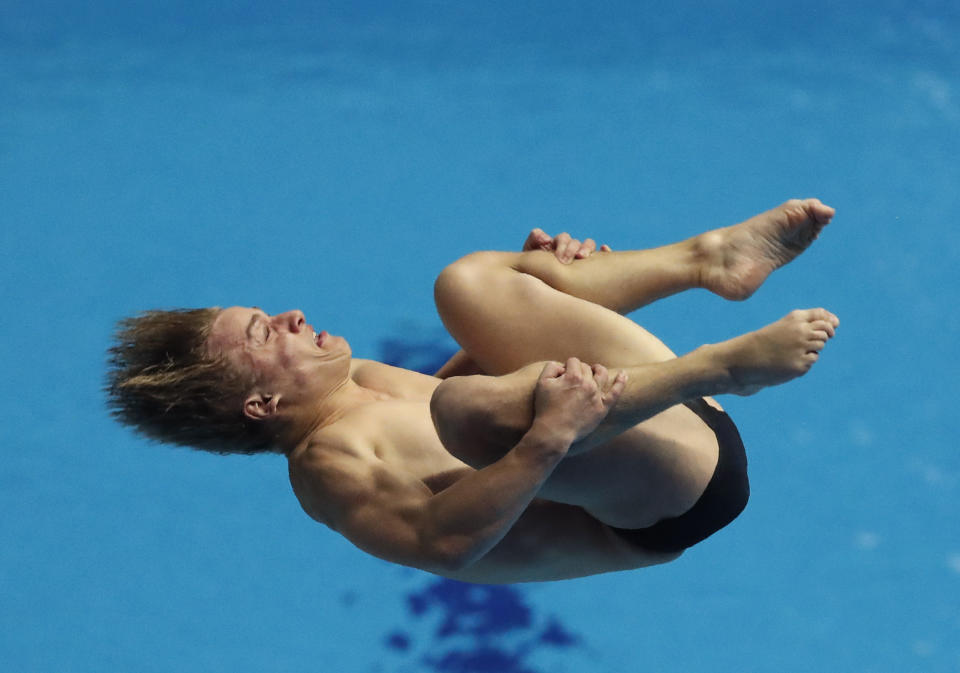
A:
206,306,351,409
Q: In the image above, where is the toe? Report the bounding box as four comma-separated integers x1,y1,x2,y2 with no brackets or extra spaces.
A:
819,309,840,328
810,320,836,339
805,198,836,223
808,308,835,323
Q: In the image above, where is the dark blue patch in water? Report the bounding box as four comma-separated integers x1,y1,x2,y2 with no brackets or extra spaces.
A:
538,618,579,647
409,581,532,638
402,578,581,673
425,644,535,673
385,631,412,652
379,336,458,376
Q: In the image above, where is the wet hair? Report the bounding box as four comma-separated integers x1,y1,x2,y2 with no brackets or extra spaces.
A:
106,308,279,455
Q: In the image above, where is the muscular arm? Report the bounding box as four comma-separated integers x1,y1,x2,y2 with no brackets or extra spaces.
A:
310,361,623,575
314,422,570,574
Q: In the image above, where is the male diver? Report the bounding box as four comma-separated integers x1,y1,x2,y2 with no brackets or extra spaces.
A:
108,199,838,583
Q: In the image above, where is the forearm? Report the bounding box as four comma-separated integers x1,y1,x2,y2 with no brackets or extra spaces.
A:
421,422,570,569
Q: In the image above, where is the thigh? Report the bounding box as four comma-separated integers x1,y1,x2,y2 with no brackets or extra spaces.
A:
443,498,681,584
435,252,677,375
540,407,719,528
431,363,720,528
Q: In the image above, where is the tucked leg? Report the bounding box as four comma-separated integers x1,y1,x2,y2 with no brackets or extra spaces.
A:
433,244,728,526
432,199,836,534
431,304,837,535
431,359,722,527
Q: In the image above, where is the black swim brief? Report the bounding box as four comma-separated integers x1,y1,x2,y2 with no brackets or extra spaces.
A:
609,398,750,554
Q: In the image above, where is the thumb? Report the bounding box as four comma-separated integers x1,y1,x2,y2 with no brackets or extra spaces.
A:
523,228,552,251
539,361,565,381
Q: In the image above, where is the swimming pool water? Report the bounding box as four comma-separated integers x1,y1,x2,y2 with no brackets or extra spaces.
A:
2,2,958,671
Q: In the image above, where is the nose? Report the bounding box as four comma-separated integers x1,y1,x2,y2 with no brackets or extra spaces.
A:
273,310,306,333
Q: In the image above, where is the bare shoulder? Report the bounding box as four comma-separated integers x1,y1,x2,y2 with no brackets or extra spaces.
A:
288,427,374,528
287,422,431,531
349,358,442,400
287,424,457,572
286,437,351,528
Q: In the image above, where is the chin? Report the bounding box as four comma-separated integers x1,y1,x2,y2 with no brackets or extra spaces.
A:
325,334,352,361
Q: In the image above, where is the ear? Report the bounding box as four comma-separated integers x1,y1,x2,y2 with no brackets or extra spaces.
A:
243,392,281,422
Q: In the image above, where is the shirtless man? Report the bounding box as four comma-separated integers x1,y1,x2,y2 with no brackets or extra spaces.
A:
107,199,839,584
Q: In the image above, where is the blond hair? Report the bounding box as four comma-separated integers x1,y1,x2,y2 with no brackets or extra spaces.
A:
106,308,278,455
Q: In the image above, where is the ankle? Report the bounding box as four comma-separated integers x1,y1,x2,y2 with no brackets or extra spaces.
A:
686,342,736,397
687,230,727,290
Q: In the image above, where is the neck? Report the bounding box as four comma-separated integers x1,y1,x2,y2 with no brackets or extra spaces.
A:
275,378,387,451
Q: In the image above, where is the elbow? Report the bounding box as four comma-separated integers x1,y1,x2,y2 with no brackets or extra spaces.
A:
424,535,479,574
438,553,473,574
420,530,488,575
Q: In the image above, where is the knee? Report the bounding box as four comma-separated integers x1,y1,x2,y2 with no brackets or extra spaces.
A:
435,251,500,288
434,252,505,314
429,376,467,443
430,370,527,431
429,375,496,456
430,372,533,466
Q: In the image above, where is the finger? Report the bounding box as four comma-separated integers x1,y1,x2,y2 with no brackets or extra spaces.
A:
522,229,539,251
592,363,609,389
563,238,582,264
539,361,565,380
564,357,584,382
604,370,627,404
553,233,573,263
523,228,552,252
575,238,597,259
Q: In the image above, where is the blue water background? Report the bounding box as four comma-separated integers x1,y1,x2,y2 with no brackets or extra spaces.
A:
2,1,958,671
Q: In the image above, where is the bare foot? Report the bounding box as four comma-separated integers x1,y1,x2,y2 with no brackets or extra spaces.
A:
696,199,836,301
713,308,840,396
